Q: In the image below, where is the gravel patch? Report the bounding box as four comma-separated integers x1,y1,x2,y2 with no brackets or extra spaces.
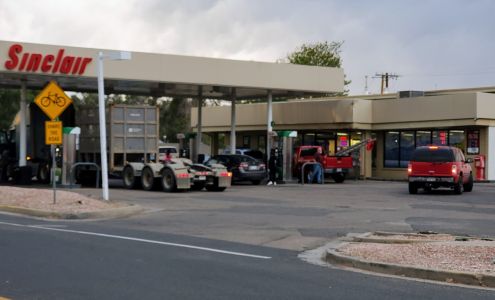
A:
0,186,122,214
369,233,456,241
338,241,495,275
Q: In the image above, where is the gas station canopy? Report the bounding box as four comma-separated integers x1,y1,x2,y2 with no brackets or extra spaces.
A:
0,40,344,98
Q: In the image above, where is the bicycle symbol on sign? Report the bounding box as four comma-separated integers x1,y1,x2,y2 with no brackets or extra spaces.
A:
40,92,67,108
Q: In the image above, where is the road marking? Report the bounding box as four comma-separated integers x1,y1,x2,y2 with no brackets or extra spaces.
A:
0,221,271,260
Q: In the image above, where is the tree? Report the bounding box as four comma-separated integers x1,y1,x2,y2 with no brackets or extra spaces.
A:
286,41,351,95
159,97,191,142
0,89,37,130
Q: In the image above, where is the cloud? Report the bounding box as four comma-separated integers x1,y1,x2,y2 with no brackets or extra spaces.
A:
0,0,494,94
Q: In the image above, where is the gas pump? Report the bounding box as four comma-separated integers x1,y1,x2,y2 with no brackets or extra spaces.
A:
61,127,80,186
474,155,485,180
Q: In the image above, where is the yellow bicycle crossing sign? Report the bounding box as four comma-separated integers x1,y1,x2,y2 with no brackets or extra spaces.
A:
34,81,73,120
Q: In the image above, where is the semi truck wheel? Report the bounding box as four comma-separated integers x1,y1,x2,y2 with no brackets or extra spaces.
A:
123,166,140,189
141,167,157,191
161,168,177,192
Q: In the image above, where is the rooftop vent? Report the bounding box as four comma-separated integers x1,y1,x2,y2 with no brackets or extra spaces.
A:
398,91,425,98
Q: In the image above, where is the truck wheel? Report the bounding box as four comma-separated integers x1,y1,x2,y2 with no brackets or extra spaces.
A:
0,166,8,182
454,176,463,195
161,168,177,192
191,182,205,191
463,173,474,192
37,163,50,184
141,167,157,191
123,166,140,189
408,182,418,194
331,173,345,183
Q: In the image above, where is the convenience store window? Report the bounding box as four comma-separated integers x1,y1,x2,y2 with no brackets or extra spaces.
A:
400,131,415,167
415,130,431,147
336,132,349,152
467,130,480,154
350,132,362,146
432,130,448,146
449,130,465,149
384,129,468,168
303,133,315,145
384,131,400,168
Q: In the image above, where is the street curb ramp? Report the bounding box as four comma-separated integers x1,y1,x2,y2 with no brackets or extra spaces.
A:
325,247,495,288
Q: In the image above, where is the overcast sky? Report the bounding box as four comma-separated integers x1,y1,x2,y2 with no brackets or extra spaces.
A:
1,0,494,95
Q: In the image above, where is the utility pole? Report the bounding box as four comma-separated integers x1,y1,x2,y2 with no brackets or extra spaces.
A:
364,75,370,95
373,72,400,95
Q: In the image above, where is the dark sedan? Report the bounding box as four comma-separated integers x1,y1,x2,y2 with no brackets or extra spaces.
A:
206,154,266,185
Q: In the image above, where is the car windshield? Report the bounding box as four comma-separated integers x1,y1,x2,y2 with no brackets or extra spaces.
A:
206,158,219,165
300,148,317,157
411,148,454,162
237,156,257,164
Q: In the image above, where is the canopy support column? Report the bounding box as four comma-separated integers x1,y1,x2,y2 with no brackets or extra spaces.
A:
230,88,236,154
195,87,203,162
266,90,273,161
19,81,27,167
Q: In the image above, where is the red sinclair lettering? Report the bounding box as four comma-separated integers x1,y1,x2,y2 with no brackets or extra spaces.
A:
4,44,92,75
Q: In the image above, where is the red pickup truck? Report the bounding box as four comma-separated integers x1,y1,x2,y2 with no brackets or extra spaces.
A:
408,146,474,194
293,146,353,183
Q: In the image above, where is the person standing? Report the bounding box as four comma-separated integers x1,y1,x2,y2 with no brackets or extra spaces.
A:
267,148,278,186
309,147,323,184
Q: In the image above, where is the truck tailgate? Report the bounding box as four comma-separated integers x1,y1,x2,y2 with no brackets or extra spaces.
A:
325,156,353,169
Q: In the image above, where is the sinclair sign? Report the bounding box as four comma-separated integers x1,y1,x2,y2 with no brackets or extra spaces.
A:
4,43,92,75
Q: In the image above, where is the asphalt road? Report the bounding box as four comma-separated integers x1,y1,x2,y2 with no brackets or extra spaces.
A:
1,213,494,300
2,180,495,299
74,180,495,251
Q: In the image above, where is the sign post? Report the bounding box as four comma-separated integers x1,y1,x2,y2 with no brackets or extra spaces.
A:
51,145,57,204
35,81,72,205
45,120,62,204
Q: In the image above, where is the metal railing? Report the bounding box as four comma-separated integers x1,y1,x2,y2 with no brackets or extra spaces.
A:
300,162,324,185
69,162,101,188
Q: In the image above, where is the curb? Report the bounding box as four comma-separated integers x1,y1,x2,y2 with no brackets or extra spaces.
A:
351,231,461,244
0,204,144,220
325,246,495,288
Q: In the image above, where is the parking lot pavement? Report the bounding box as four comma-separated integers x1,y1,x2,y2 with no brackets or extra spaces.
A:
68,180,495,251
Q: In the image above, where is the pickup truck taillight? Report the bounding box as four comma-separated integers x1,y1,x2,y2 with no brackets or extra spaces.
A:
451,165,457,175
407,163,412,175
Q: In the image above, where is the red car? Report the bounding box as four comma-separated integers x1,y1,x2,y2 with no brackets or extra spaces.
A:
408,146,474,194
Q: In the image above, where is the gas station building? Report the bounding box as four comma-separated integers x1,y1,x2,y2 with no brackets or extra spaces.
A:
0,40,343,186
2,40,494,183
192,88,495,181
